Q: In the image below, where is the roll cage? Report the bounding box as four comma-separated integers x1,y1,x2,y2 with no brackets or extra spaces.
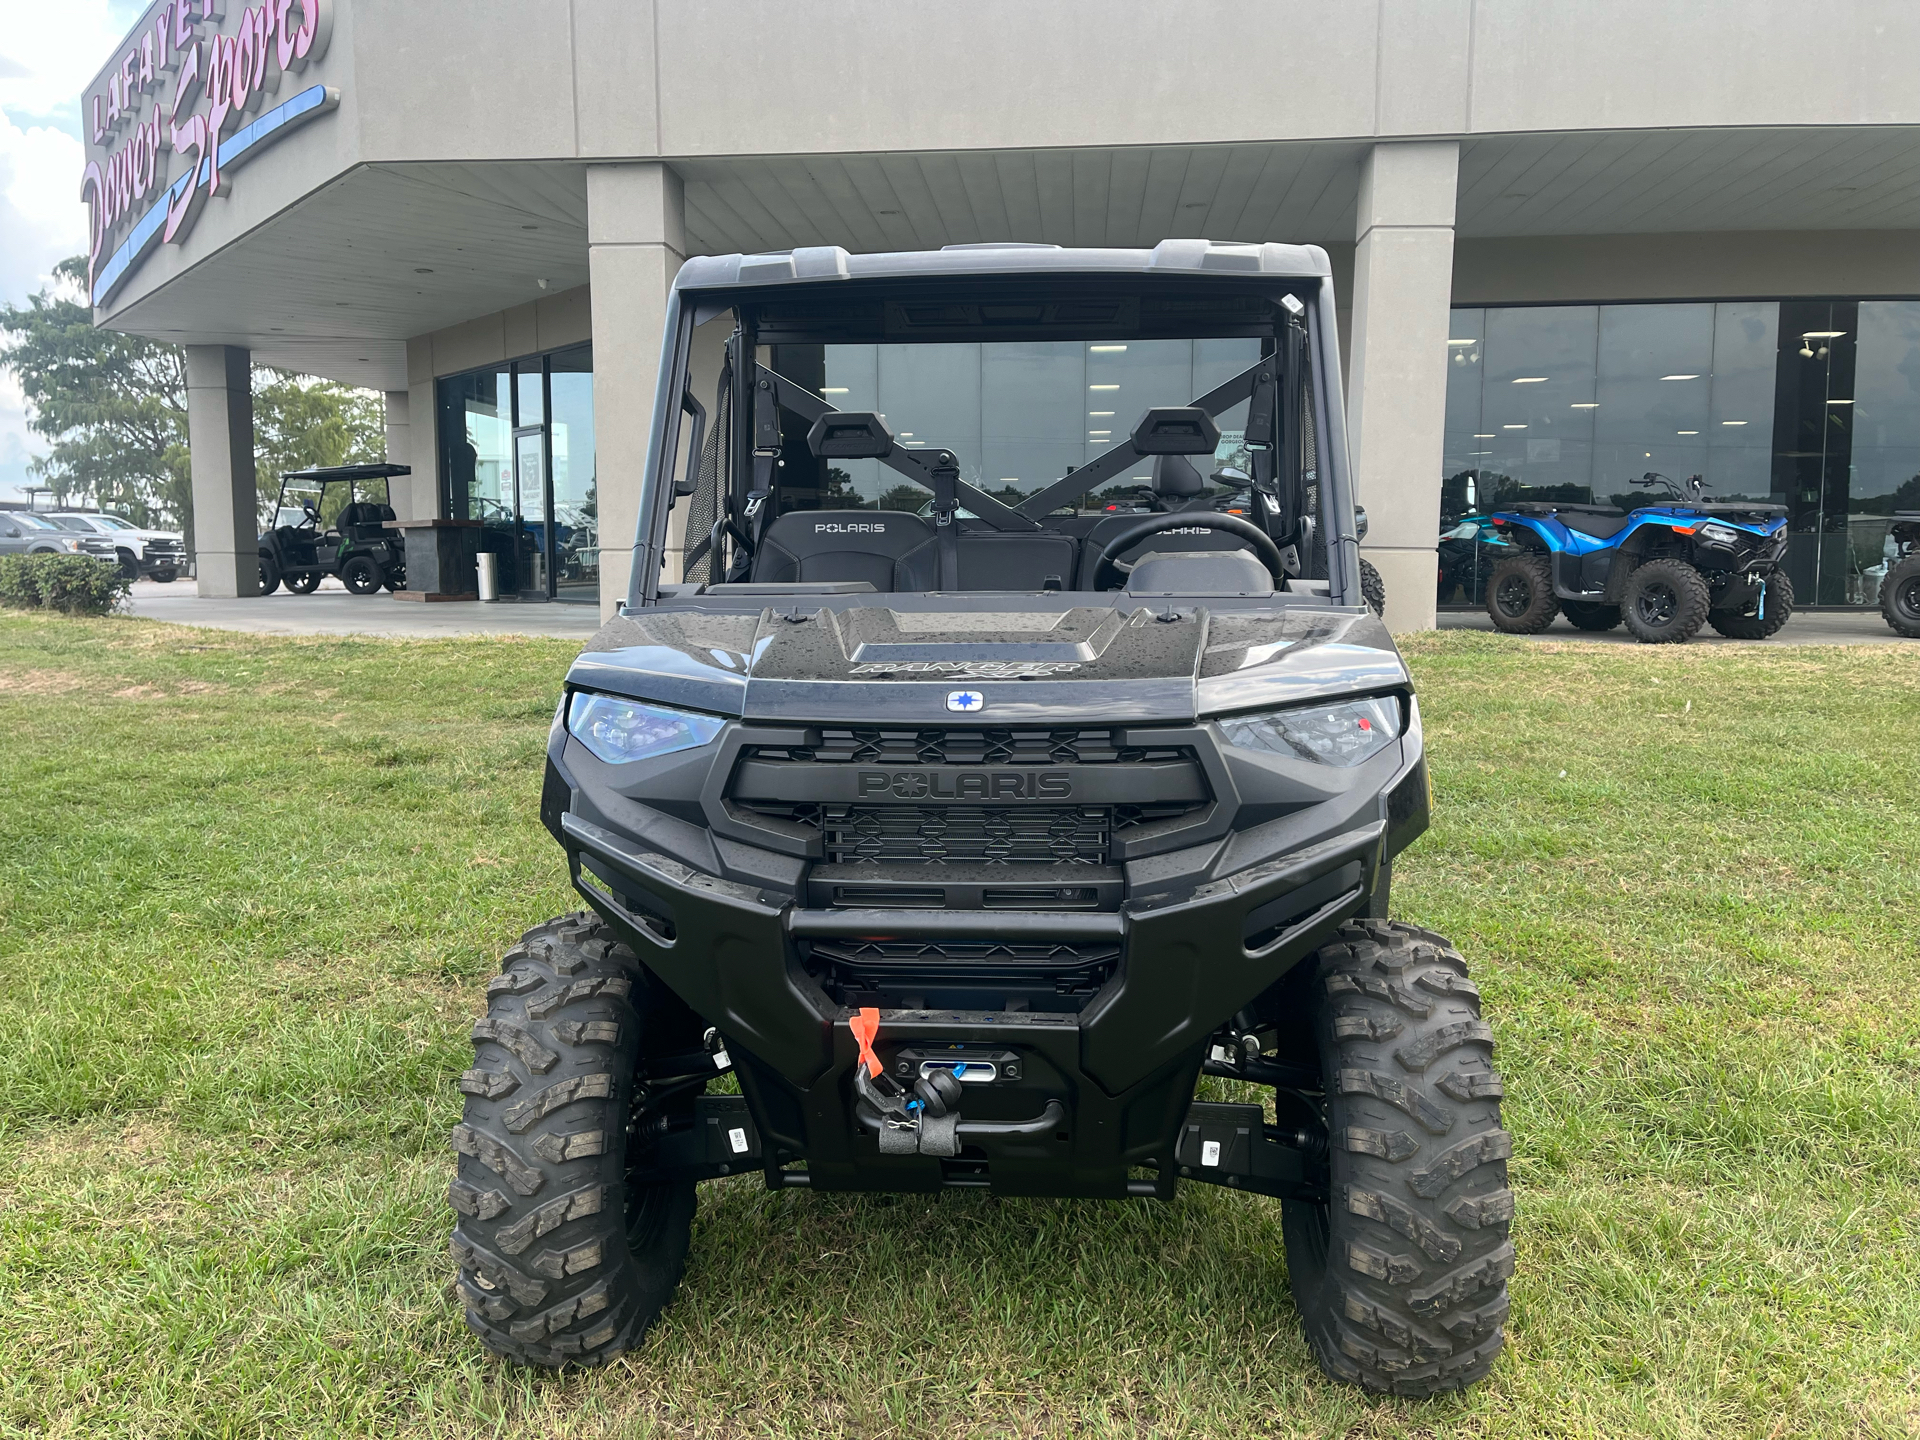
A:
627,254,1363,609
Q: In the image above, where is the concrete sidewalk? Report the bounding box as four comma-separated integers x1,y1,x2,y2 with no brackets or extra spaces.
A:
127,579,605,639
1438,607,1910,646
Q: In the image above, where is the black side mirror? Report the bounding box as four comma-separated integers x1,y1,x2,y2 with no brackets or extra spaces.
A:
806,411,895,459
1132,407,1221,456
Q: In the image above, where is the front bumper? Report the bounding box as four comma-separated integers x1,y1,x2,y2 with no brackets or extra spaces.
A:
549,723,1424,1197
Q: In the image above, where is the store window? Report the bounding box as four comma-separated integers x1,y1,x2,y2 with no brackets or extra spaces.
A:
437,344,596,602
1442,298,1920,607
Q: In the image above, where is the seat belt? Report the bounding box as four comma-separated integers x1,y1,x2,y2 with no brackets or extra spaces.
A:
928,450,961,591
745,372,782,558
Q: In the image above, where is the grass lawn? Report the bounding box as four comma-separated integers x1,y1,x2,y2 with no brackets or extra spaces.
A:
0,614,1916,1440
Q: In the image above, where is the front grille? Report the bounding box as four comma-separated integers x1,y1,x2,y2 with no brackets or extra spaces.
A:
806,935,1120,1001
809,936,1120,970
744,727,1189,766
823,804,1107,865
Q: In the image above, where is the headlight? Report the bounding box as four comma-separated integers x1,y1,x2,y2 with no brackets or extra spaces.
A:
1699,523,1739,544
566,693,724,764
1217,696,1402,767
61,538,82,552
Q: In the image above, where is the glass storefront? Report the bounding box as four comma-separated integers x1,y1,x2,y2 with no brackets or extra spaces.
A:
436,344,597,602
1442,300,1920,607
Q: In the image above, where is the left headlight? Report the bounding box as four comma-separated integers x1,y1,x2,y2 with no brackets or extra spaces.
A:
566,692,725,765
1217,696,1402,767
1699,523,1739,544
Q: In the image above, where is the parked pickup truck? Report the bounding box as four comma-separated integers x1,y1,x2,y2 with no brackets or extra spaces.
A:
45,512,186,582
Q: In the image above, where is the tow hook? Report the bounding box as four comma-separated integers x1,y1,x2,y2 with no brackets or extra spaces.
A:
850,1008,965,1156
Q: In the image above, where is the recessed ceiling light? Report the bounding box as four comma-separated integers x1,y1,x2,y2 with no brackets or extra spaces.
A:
1089,410,1114,417
1447,339,1477,347
1089,344,1127,353
999,478,1020,483
1828,398,1855,404
1661,374,1699,381
1677,430,1699,435
1721,419,1748,426
898,432,914,438
1512,376,1548,384
1089,384,1119,391
1473,433,1496,438
1089,430,1112,436
1502,424,1528,429
1468,451,1492,456
1802,331,1846,339
1570,403,1598,409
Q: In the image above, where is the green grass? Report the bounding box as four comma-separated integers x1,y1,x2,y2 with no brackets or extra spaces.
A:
1,615,1916,1440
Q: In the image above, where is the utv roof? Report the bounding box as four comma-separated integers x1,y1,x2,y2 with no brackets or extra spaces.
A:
674,239,1332,292
279,463,413,482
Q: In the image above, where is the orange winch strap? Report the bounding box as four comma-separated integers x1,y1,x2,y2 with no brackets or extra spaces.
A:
850,1006,883,1078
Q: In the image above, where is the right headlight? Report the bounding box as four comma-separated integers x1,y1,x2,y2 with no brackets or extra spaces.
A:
1217,696,1402,767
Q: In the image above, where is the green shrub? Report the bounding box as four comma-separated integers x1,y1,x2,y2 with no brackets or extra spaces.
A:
0,553,131,616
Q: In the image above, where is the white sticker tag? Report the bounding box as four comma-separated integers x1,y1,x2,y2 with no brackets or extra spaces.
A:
728,1126,749,1154
1201,1140,1222,1168
712,1049,731,1069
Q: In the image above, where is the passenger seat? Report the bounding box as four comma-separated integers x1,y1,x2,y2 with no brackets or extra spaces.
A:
750,510,938,591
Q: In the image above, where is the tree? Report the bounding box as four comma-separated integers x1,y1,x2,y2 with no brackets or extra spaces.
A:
1,255,387,535
0,257,189,527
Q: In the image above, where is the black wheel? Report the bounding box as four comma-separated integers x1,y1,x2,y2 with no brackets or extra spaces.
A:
1560,601,1622,632
1483,553,1557,634
1708,570,1794,639
117,550,141,582
150,568,177,584
1622,557,1710,644
1281,920,1512,1396
286,570,322,594
450,913,701,1367
258,554,281,596
341,555,383,595
384,570,406,592
1360,558,1386,618
1881,555,1920,638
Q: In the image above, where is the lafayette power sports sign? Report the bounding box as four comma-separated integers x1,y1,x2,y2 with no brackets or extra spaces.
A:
80,0,337,309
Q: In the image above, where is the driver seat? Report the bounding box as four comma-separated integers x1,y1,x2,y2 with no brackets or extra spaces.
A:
1076,454,1244,587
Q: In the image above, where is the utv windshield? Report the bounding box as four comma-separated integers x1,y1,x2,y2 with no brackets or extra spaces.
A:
667,278,1327,598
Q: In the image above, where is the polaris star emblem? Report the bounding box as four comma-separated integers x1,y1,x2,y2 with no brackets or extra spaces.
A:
946,690,985,713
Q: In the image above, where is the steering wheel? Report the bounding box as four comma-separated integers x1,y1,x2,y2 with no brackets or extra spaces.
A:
1092,511,1289,591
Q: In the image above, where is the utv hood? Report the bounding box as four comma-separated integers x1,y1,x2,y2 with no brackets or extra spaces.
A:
569,604,1407,723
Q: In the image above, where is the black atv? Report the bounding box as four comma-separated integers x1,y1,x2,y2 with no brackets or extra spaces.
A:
1881,511,1920,638
257,464,411,596
451,241,1510,1396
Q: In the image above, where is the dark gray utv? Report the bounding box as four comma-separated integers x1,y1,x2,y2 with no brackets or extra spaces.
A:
450,240,1511,1396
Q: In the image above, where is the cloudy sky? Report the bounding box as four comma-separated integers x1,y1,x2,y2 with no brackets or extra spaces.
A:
0,1,147,501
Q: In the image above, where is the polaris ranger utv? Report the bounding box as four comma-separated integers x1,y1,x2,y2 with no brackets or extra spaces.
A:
451,241,1510,1396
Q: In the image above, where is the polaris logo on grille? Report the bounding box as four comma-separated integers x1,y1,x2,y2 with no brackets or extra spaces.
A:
857,770,1072,799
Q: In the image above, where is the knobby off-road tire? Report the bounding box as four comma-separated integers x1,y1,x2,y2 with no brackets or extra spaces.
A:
1560,600,1622,632
1359,558,1387,618
1484,553,1557,634
449,913,699,1367
1623,557,1710,644
1281,920,1513,1396
1881,555,1920,638
1707,569,1794,639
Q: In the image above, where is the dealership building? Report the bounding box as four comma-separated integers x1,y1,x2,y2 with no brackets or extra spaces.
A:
79,0,1920,624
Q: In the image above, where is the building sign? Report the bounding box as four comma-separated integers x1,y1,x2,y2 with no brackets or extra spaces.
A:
79,0,337,309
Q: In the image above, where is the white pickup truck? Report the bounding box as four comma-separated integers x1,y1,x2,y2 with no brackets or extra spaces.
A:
46,512,186,582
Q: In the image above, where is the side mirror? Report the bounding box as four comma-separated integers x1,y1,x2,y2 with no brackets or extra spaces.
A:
1210,466,1252,488
1355,504,1370,541
1131,406,1221,456
806,410,895,459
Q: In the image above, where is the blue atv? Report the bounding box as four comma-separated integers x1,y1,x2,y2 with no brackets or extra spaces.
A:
1482,473,1792,643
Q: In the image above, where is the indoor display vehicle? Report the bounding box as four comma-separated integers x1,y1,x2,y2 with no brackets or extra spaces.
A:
1435,514,1509,607
0,510,121,563
451,240,1510,1396
1482,472,1792,643
257,463,411,595
43,511,185,581
1882,510,1920,637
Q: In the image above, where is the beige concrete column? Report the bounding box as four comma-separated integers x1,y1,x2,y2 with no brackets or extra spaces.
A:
184,345,258,597
403,336,444,521
587,162,686,619
382,390,418,518
1347,141,1458,632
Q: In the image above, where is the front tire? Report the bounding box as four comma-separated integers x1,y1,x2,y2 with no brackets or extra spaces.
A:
1881,555,1920,638
117,550,141,582
1281,920,1512,1397
1708,570,1794,639
258,554,281,596
1484,553,1557,634
450,913,699,1367
1622,557,1710,644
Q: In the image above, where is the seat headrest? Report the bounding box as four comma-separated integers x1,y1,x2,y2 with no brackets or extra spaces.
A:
1152,453,1206,499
